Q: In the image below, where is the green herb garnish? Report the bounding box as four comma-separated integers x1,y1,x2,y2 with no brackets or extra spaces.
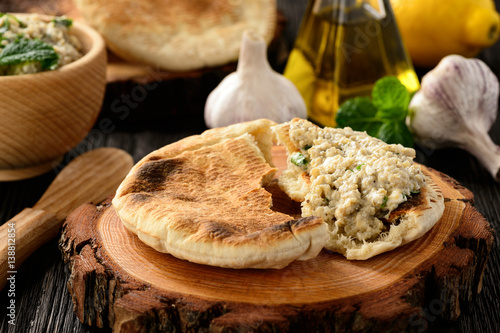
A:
52,17,73,28
303,144,312,151
0,37,59,72
336,76,414,147
380,196,389,208
349,164,364,172
403,189,421,200
0,14,10,34
291,152,308,167
0,13,25,31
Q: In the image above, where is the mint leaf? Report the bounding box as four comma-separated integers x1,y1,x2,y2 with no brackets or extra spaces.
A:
372,76,411,111
337,97,384,138
336,97,378,127
335,76,415,147
0,38,59,71
375,106,407,122
377,121,414,147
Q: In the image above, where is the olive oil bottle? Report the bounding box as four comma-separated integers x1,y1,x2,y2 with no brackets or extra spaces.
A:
284,0,419,127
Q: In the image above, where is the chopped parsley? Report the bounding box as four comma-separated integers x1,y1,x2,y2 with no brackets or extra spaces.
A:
0,15,10,34
52,17,73,27
403,190,421,200
348,164,364,172
0,13,26,33
380,196,388,208
356,164,365,171
291,152,308,167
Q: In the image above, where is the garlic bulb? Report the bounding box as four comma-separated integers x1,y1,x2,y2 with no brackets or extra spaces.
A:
408,54,500,181
204,31,307,128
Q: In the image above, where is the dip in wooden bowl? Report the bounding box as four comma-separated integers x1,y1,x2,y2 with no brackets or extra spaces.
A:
0,13,107,181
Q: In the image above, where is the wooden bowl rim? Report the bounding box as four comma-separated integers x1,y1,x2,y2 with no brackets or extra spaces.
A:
0,13,106,81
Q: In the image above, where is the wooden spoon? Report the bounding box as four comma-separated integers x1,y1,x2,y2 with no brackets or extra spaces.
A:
0,147,134,290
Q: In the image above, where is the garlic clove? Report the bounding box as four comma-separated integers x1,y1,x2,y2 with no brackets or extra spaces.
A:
408,54,500,181
459,130,500,181
204,30,307,129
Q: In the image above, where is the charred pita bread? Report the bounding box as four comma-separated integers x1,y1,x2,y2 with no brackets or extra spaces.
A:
272,118,445,260
112,120,328,269
74,0,277,71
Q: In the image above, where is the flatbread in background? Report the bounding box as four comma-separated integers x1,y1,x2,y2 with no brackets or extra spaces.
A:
112,119,328,269
74,0,277,71
272,118,445,260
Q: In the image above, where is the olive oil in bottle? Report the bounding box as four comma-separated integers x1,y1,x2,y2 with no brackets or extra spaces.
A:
284,0,419,127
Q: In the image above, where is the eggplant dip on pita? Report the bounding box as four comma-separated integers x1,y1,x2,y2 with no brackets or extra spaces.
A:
273,118,445,260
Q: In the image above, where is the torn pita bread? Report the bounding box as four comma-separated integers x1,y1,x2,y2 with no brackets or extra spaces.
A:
74,0,277,71
272,118,445,260
112,120,328,269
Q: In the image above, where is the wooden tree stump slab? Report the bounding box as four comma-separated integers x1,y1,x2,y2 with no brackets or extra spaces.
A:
59,146,495,332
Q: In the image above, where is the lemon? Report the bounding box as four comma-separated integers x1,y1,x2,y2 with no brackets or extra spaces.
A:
390,0,500,68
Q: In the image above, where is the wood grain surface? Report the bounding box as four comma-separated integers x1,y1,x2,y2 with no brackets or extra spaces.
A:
58,146,493,332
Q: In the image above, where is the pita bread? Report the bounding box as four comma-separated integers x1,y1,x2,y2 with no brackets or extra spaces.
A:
112,120,328,269
74,0,277,71
272,118,445,260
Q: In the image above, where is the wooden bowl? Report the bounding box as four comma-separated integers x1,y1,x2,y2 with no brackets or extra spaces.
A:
0,16,107,181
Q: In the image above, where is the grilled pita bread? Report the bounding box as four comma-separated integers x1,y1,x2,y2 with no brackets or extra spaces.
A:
272,118,445,260
112,120,328,269
74,0,277,71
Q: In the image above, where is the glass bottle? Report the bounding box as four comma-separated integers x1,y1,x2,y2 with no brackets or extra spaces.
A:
284,0,419,127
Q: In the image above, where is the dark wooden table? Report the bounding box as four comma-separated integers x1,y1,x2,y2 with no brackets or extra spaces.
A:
1,1,499,332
